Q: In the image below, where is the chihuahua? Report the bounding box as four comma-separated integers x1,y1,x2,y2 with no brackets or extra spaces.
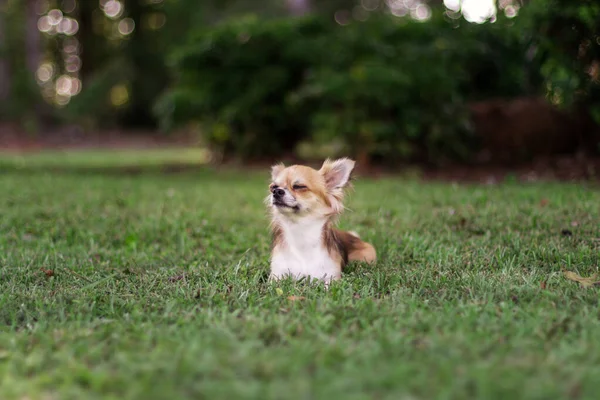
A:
267,158,376,283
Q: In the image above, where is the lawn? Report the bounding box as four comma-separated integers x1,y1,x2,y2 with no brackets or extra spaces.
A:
1,152,600,400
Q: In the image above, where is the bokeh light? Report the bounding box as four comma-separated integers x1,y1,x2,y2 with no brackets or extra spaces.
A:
56,75,74,96
412,4,432,21
48,9,63,26
102,0,124,19
57,17,79,35
36,4,85,105
69,78,82,96
461,0,497,24
334,10,351,26
443,0,460,12
54,95,70,106
110,84,130,107
63,37,80,54
118,18,135,36
36,63,55,83
65,55,82,73
390,5,408,17
144,13,166,30
504,5,518,18
37,16,52,33
362,0,380,11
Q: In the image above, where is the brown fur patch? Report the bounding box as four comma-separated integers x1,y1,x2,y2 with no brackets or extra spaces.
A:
271,223,284,250
322,224,376,268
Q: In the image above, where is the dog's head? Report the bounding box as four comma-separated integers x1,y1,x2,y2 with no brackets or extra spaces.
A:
268,158,355,218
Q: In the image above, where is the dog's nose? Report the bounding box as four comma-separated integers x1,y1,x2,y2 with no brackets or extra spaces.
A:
273,188,285,198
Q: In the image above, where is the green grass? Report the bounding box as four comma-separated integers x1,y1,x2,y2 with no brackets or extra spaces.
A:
1,155,600,399
0,148,210,170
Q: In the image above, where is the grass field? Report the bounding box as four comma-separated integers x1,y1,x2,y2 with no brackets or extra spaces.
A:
1,152,600,399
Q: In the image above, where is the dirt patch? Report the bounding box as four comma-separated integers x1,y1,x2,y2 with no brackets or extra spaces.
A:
469,97,599,162
419,155,600,184
0,122,196,151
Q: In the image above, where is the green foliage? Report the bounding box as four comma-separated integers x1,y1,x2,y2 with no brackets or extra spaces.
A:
519,0,600,124
1,163,600,398
156,16,330,158
157,12,539,163
289,14,531,163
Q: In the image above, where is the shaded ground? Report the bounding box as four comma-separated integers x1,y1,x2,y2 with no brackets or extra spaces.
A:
0,123,194,151
419,155,600,184
1,123,599,184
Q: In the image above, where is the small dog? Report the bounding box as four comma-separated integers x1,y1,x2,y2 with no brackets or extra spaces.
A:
267,158,376,283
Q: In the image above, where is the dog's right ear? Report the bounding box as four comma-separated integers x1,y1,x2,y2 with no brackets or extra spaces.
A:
319,158,355,191
271,163,285,181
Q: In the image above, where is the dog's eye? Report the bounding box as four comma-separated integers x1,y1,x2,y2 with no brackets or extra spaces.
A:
292,184,307,190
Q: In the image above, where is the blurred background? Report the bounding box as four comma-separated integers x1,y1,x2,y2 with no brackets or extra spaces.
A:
0,0,599,177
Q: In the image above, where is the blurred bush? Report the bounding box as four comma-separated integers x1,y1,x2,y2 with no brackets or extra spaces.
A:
4,0,596,163
156,11,542,164
289,13,540,164
155,16,328,158
520,0,600,128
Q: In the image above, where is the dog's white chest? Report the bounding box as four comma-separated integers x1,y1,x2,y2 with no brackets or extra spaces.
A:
270,217,341,282
271,244,340,282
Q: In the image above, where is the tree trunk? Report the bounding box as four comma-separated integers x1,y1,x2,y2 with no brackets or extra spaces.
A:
0,0,10,104
25,0,41,77
78,0,101,84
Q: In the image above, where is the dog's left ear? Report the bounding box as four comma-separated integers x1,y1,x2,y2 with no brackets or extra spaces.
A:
271,163,285,181
319,158,355,191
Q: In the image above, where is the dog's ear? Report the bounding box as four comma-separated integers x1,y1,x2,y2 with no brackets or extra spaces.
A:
319,158,355,191
271,163,285,181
